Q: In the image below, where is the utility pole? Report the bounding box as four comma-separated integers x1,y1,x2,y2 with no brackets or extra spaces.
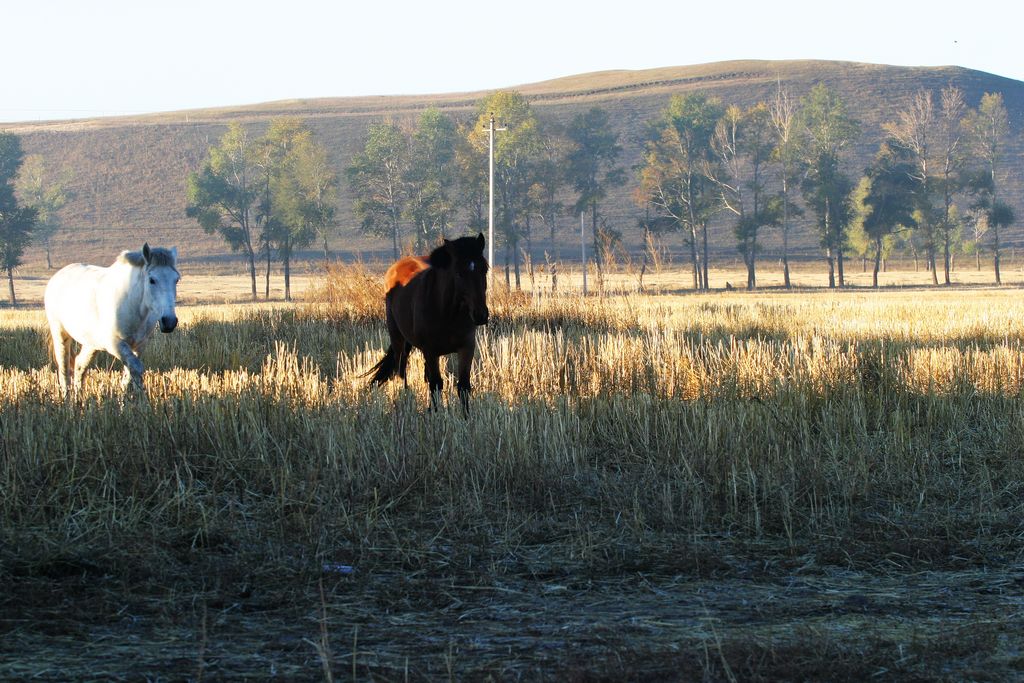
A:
485,112,506,281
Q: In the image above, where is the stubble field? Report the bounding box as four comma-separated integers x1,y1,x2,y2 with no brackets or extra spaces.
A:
2,264,1024,680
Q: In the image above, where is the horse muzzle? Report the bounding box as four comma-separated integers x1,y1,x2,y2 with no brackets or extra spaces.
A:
159,315,178,333
472,308,490,326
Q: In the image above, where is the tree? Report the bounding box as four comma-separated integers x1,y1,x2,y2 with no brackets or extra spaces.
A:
254,118,303,298
935,86,968,284
290,132,337,264
289,131,338,262
262,118,336,301
564,107,625,278
453,118,489,237
857,140,918,287
405,109,458,251
14,154,71,269
802,150,855,288
527,135,567,263
0,133,38,305
347,120,410,259
467,91,545,289
637,92,723,290
769,83,804,288
797,84,860,288
963,92,1014,284
847,177,874,272
883,89,937,283
711,103,779,289
882,88,969,286
186,123,263,299
0,134,37,305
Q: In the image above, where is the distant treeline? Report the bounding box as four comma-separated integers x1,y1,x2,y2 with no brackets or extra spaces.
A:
3,79,1017,301
336,84,1016,291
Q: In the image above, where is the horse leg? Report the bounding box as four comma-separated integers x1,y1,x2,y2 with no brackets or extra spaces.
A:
72,346,98,395
50,325,72,398
113,339,146,397
423,353,443,410
456,342,476,415
397,341,412,386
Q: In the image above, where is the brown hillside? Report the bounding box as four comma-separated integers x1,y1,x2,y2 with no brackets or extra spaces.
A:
5,60,1024,267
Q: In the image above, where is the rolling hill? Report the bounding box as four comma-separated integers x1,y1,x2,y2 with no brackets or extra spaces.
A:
4,60,1023,268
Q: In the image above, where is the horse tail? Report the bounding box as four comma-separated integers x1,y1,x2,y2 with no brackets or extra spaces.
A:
364,344,399,385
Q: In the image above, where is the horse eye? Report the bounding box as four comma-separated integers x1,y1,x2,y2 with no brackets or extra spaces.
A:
469,261,476,272
149,277,157,285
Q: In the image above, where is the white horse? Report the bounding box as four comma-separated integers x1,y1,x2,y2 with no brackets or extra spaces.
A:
44,243,180,397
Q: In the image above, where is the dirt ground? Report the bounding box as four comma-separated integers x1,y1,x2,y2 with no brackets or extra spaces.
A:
4,544,1022,681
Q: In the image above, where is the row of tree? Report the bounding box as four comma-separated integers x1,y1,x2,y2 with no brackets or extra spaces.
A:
853,90,1014,286
186,91,629,297
1,82,1018,305
4,119,338,304
186,119,338,300
345,91,626,289
343,84,1016,290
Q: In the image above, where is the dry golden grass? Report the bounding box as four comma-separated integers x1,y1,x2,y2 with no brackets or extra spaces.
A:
2,265,1024,679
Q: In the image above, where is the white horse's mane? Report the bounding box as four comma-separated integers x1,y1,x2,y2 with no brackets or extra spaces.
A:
115,248,177,269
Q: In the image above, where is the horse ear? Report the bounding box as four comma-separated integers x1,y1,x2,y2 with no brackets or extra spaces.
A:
427,243,452,269
142,243,152,265
171,247,178,262
477,232,485,252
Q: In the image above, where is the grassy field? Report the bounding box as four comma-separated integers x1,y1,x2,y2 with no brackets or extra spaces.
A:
2,266,1024,680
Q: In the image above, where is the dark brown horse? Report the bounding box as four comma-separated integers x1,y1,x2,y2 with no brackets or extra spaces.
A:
366,233,489,410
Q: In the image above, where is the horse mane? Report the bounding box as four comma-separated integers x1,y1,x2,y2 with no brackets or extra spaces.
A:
146,248,178,268
115,247,177,269
385,256,429,292
116,251,146,267
384,236,485,292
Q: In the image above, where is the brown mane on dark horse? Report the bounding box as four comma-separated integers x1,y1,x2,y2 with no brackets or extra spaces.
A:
384,255,428,291
366,233,489,411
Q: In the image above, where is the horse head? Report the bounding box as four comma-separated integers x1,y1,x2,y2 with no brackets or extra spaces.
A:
428,233,489,325
141,243,180,333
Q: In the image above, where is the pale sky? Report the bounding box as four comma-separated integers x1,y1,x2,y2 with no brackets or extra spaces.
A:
1,0,1017,123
